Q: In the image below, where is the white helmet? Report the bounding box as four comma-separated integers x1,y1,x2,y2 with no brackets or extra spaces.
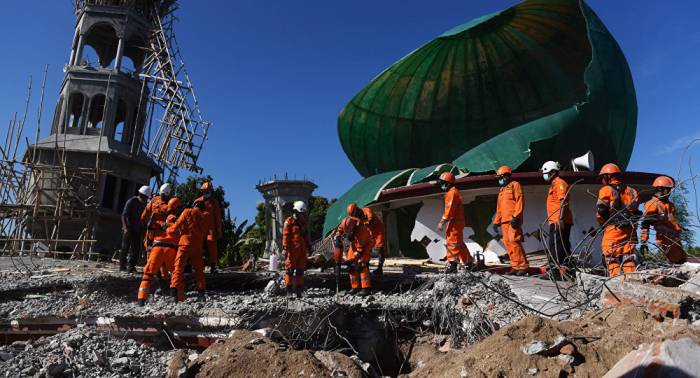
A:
159,183,172,196
293,201,307,213
138,185,152,198
540,161,561,174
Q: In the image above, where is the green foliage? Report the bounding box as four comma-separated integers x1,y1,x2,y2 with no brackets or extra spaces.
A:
670,183,696,249
688,246,700,257
308,196,335,242
218,214,253,267
233,203,266,262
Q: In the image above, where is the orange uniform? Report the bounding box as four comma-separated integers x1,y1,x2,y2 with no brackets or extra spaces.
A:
596,180,639,276
170,207,210,301
282,215,310,288
141,195,169,246
336,218,373,289
641,196,687,264
546,177,573,225
494,180,528,270
137,214,179,303
196,195,223,265
362,208,386,255
441,187,472,264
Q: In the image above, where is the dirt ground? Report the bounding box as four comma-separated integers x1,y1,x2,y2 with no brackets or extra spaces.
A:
180,330,364,378
404,304,700,377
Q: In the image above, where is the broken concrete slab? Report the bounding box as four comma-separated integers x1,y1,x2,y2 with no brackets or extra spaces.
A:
603,337,700,378
601,275,700,320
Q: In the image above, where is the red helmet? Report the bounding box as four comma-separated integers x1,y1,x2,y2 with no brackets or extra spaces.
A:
167,197,183,213
599,163,621,176
652,175,674,188
347,203,359,217
496,166,512,176
200,181,213,192
439,172,455,184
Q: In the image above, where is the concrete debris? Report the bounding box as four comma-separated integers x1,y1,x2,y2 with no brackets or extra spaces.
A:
0,326,171,377
2,257,700,377
603,337,700,378
521,336,570,356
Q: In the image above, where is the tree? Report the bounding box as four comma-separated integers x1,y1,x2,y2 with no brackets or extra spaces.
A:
308,196,335,242
671,183,697,249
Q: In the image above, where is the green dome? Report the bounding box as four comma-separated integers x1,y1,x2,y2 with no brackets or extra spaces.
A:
338,0,637,177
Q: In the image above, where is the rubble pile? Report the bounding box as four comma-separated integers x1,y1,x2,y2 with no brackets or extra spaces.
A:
406,304,700,377
0,327,172,377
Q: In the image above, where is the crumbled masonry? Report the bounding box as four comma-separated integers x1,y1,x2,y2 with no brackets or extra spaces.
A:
1,257,699,377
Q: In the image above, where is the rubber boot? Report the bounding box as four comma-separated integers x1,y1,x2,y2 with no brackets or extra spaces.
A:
358,288,371,297
445,261,458,274
347,288,360,295
197,290,206,301
514,269,528,277
209,265,218,275
286,286,294,296
295,286,303,299
169,287,178,299
137,298,145,307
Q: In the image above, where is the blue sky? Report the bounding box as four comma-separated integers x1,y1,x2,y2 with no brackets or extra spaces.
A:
0,1,699,235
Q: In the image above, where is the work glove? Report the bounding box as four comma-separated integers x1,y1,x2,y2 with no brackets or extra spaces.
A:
510,218,521,228
490,224,501,240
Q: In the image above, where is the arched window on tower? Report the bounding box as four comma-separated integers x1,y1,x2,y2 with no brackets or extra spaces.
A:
67,93,85,129
52,96,64,133
83,23,119,69
88,94,106,129
113,99,128,143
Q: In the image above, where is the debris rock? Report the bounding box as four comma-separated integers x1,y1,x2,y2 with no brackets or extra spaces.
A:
559,344,576,355
521,336,570,356
603,338,700,378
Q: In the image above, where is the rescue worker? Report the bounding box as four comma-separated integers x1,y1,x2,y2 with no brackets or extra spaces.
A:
120,186,151,273
541,161,573,276
137,197,184,306
335,214,373,296
492,166,529,275
282,201,311,298
170,200,210,301
141,183,173,248
436,172,473,273
596,163,639,277
640,176,687,264
346,203,386,275
197,182,222,274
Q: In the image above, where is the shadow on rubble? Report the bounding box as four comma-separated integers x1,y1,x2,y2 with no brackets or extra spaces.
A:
83,271,428,300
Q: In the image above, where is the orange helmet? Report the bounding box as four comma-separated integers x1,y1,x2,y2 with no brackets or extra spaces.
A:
339,216,357,235
439,172,455,184
167,197,183,213
200,181,213,192
598,163,621,176
496,166,512,176
347,203,359,217
652,175,674,188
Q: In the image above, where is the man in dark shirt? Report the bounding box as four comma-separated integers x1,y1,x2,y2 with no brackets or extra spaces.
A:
120,186,151,272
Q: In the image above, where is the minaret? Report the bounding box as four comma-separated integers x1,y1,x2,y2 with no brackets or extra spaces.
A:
256,179,317,258
29,1,167,252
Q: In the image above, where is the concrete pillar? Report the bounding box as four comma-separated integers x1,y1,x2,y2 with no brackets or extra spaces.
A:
114,38,125,72
74,34,86,66
68,29,80,67
79,95,90,132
